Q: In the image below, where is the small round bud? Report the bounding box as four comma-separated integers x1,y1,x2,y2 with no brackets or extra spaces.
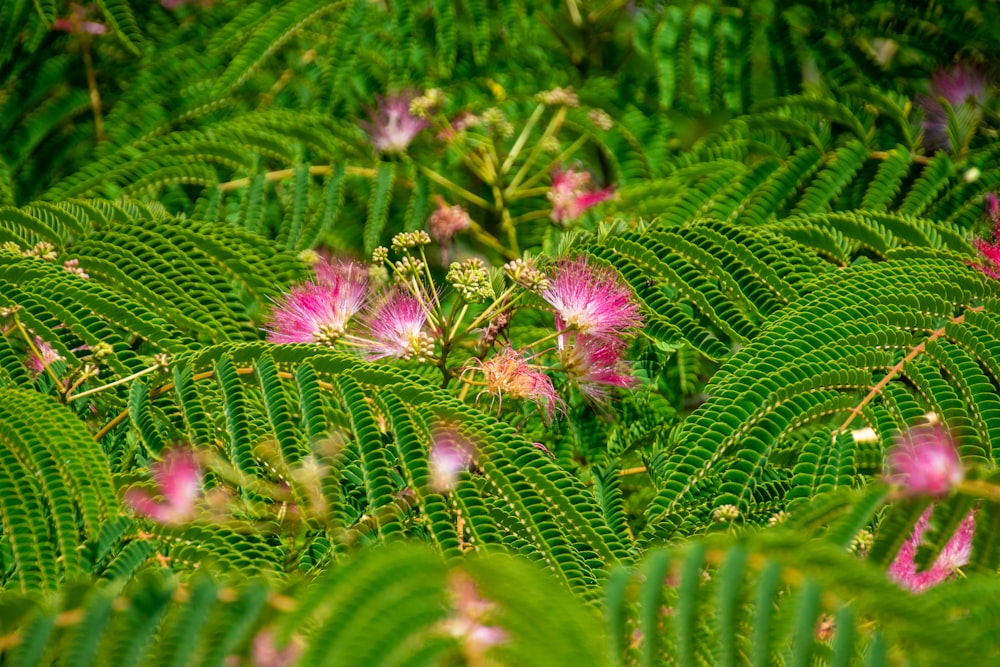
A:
153,353,171,372
767,510,790,526
372,246,390,264
62,259,89,279
537,87,579,108
713,504,739,523
391,231,432,253
91,342,115,360
394,255,425,280
588,109,613,131
447,258,493,303
298,249,320,265
503,258,550,292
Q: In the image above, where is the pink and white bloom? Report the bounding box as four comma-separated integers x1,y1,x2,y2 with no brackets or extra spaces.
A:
541,256,642,339
25,337,63,375
548,167,614,223
918,63,991,153
266,261,367,346
360,92,430,154
888,506,976,592
125,448,202,524
474,347,560,420
429,425,477,492
357,290,433,361
52,4,108,35
973,196,1000,280
441,573,507,653
561,335,637,404
885,424,964,497
251,628,304,667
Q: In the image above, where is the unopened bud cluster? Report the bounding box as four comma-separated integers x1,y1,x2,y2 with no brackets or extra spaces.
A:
713,504,739,523
447,259,493,302
409,89,444,119
391,231,431,252
537,87,579,108
394,255,425,280
504,258,549,292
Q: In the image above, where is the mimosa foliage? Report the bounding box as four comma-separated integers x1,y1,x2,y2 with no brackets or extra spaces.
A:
1,0,1000,664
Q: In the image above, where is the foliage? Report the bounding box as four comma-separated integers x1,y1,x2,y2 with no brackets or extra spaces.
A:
2,0,1000,664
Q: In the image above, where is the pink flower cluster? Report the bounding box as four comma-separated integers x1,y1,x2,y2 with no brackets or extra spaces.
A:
888,507,976,592
475,347,561,420
542,256,641,404
548,167,614,224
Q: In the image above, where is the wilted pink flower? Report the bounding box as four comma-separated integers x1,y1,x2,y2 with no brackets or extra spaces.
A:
52,4,107,34
266,264,367,346
427,196,471,245
548,167,614,223
886,424,964,497
251,628,304,667
357,290,433,361
541,256,641,339
429,425,477,492
474,347,560,420
125,448,202,524
888,507,976,592
25,337,63,375
360,92,430,154
918,63,991,152
561,335,636,404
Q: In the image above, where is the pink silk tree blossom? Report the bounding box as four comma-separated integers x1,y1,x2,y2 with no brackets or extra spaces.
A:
548,167,614,223
885,424,964,497
266,261,367,346
474,347,560,420
125,448,202,524
360,92,430,154
888,507,976,592
357,289,433,361
541,256,642,339
429,424,477,493
561,334,637,404
918,63,991,153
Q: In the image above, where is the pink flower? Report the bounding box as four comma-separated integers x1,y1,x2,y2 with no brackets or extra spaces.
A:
918,63,991,152
885,424,964,497
251,628,304,667
474,347,560,420
427,196,471,246
561,335,636,404
429,425,477,492
25,337,63,375
360,92,430,154
888,507,976,592
125,448,202,524
441,573,507,653
973,196,1000,280
548,167,614,223
541,256,642,339
266,262,367,346
52,4,107,35
63,258,89,279
357,290,433,361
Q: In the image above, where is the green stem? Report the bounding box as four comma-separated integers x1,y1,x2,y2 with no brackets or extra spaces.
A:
501,104,546,174
506,106,567,194
517,134,589,191
418,165,491,209
67,364,161,402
